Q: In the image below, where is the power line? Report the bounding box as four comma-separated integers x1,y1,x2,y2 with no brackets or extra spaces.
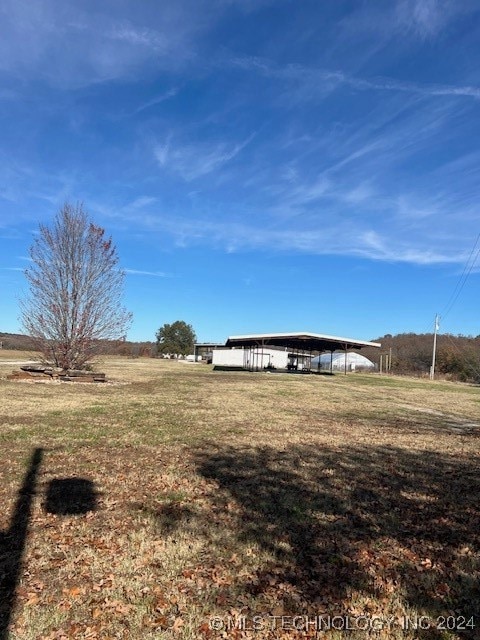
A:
440,232,480,321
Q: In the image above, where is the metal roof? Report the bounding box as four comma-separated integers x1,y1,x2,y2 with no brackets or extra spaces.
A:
225,331,381,352
194,343,224,347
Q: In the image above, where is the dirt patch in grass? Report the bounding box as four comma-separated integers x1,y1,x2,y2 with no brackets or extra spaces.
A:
0,361,479,639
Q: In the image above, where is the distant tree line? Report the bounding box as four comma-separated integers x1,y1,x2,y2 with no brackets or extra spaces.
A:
0,332,156,358
362,333,480,383
2,321,197,360
3,329,479,382
0,332,38,351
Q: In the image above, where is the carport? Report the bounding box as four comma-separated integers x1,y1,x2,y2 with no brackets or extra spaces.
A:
225,332,381,374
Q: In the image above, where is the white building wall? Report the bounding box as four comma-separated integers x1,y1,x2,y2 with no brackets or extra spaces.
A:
212,348,288,369
212,348,245,367
266,349,288,369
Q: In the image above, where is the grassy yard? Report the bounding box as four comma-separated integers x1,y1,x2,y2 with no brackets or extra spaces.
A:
0,358,479,639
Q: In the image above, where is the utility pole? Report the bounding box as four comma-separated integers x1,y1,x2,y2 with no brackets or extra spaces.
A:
430,314,440,380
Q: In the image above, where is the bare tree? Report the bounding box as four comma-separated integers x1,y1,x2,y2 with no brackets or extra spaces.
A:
21,203,132,370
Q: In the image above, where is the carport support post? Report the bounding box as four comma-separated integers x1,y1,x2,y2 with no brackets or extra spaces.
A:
344,345,348,375
330,351,333,373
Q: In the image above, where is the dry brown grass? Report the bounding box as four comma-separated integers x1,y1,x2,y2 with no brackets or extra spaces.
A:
0,360,479,639
0,349,40,361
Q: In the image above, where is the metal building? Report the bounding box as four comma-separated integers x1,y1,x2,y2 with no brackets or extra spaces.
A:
213,332,381,374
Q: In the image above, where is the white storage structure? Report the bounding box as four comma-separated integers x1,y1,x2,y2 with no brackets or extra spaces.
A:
311,351,375,372
222,332,381,374
212,347,289,370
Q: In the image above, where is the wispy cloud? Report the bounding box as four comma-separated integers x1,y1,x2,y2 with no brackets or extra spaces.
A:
109,24,168,50
142,214,465,265
1,0,478,279
134,87,179,114
154,133,256,181
395,0,458,39
231,55,480,101
0,1,209,88
345,75,480,100
337,0,476,51
129,196,157,208
125,268,171,277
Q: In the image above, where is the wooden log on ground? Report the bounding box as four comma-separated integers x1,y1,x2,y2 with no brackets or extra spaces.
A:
60,375,96,383
62,370,106,382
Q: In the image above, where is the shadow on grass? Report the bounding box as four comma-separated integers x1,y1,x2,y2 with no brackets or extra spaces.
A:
0,451,99,640
0,448,43,640
134,501,194,535
44,478,97,515
190,443,479,635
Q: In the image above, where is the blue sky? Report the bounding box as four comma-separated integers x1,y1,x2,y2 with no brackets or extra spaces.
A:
1,0,479,343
